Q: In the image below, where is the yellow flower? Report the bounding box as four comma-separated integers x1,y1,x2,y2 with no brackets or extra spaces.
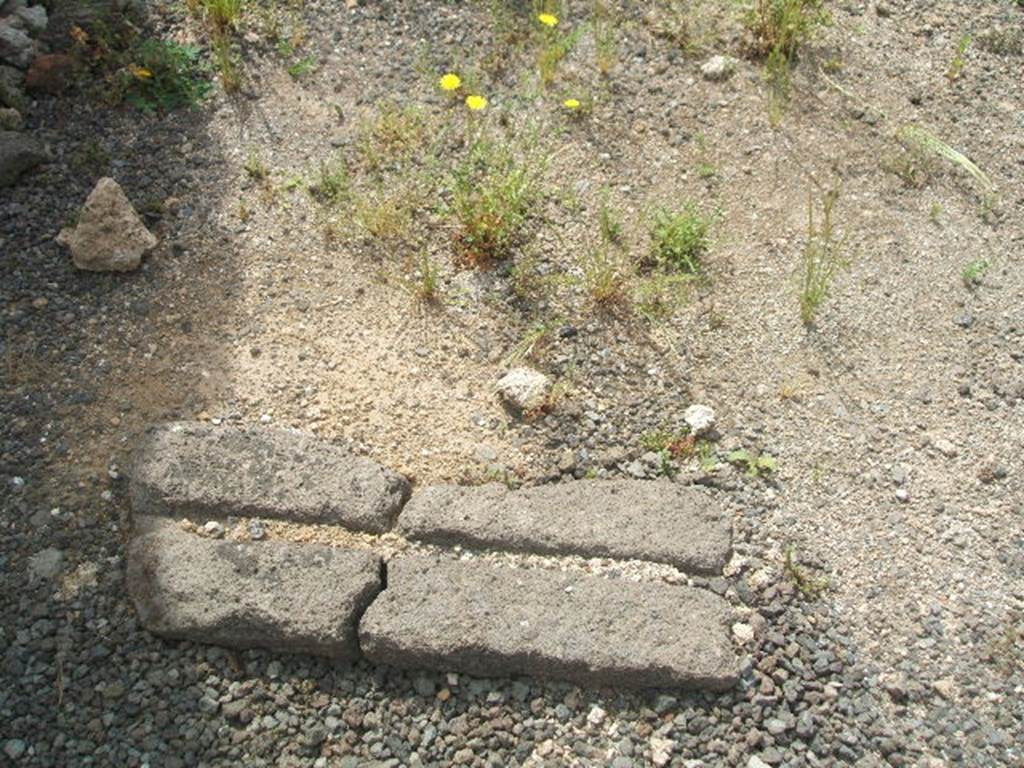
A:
130,65,153,80
70,25,89,46
563,98,581,109
439,73,461,91
537,12,559,27
465,94,488,111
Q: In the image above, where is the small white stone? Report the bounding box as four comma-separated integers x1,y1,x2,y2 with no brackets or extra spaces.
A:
684,404,716,435
203,520,225,538
587,705,607,726
932,437,957,458
732,622,755,644
496,367,551,412
701,55,737,81
651,736,673,766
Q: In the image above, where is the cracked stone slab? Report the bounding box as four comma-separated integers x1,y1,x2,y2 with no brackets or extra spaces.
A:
130,422,410,533
360,556,738,690
398,480,731,574
127,517,381,658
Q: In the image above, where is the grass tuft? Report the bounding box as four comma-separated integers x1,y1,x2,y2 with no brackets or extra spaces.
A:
649,203,712,275
798,188,846,327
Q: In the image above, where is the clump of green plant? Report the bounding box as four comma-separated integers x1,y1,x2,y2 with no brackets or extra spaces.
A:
946,34,971,82
581,246,630,307
287,55,317,79
650,0,723,55
695,133,717,179
244,150,269,181
649,203,712,274
961,259,989,289
308,155,351,206
798,188,847,327
452,138,545,265
188,0,245,91
116,39,212,113
633,273,691,320
745,0,829,122
537,15,582,86
727,447,777,477
191,0,244,36
359,103,429,171
354,180,428,240
592,0,619,75
405,252,443,303
783,545,830,598
598,190,624,245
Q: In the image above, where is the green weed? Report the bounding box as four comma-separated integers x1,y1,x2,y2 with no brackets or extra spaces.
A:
244,150,270,181
287,55,317,79
783,545,830,598
961,259,988,288
592,0,619,75
118,39,211,113
633,273,691,320
580,246,630,308
946,34,971,82
745,0,829,123
728,447,777,477
309,155,351,206
452,137,545,265
798,188,847,327
649,203,712,275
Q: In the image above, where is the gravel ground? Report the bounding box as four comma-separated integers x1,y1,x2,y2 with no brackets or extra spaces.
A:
2,0,1023,765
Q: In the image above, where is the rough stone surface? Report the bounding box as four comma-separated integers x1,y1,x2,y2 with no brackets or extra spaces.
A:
0,128,43,186
0,19,33,69
496,367,551,412
130,422,410,532
57,177,157,271
398,480,731,574
13,4,47,35
0,63,23,108
360,556,738,690
127,517,382,658
0,105,19,129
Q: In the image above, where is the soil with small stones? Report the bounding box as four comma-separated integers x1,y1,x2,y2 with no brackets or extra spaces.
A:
2,0,1023,766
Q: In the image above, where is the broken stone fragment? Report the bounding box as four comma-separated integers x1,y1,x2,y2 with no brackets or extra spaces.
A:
57,177,157,271
496,366,551,412
0,128,44,186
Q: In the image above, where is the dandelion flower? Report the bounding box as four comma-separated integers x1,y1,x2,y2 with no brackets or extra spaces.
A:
465,94,488,111
439,73,461,91
130,65,153,79
537,12,559,27
563,98,581,109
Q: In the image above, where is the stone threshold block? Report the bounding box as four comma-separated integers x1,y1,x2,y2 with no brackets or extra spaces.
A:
130,422,410,533
360,556,738,691
127,518,382,659
398,480,731,575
